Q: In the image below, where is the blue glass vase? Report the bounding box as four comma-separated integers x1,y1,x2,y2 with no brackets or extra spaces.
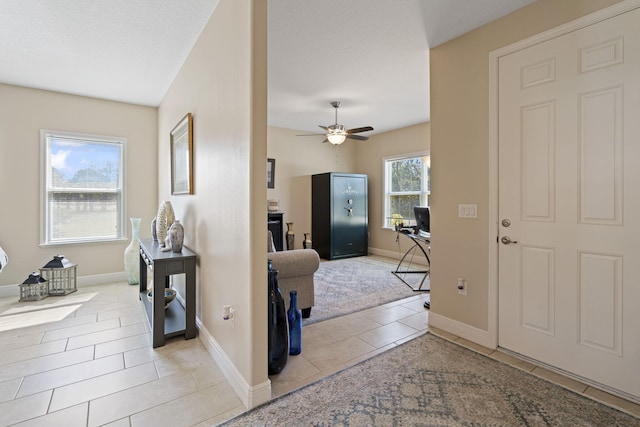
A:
268,260,288,374
287,291,302,355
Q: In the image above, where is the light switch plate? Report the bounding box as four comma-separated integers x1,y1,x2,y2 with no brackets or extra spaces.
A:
458,204,477,218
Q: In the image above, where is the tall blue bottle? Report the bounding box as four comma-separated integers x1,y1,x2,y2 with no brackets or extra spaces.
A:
287,291,302,355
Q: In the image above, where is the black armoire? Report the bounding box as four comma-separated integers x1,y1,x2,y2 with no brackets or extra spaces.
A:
312,173,368,260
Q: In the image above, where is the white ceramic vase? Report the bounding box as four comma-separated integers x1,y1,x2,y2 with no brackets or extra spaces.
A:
123,217,142,285
155,201,175,247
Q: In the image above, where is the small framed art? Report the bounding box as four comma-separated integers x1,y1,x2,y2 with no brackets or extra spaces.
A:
267,158,276,189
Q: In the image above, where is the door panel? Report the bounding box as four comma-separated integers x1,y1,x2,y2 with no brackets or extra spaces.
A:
498,7,640,399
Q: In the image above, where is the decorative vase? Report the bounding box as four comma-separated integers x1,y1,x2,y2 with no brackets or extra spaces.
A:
268,260,288,374
286,222,294,250
168,220,184,252
287,291,302,355
123,217,142,285
155,201,175,247
151,217,158,241
303,233,312,249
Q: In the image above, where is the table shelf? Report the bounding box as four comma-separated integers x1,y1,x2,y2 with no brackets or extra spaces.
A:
139,290,187,339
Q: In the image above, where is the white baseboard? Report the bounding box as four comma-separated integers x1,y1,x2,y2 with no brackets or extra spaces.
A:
368,247,428,266
79,272,127,287
197,318,271,409
0,272,127,299
428,312,496,349
0,284,18,299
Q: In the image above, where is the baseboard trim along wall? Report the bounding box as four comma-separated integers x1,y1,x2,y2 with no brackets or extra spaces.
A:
428,311,495,349
368,247,429,266
0,271,127,299
197,318,271,409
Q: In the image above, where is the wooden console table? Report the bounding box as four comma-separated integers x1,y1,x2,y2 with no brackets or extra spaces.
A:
139,238,197,348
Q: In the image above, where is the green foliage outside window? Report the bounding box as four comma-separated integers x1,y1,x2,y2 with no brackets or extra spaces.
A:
385,155,430,227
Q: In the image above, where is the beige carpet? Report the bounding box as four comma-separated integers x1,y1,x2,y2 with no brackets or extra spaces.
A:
222,333,638,426
306,255,425,325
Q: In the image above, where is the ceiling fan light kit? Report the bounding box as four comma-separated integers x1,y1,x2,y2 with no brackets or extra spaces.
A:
297,101,373,145
327,134,347,145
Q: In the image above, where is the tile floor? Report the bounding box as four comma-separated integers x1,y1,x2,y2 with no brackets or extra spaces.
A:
0,281,429,426
269,292,430,398
0,282,245,426
1,281,637,426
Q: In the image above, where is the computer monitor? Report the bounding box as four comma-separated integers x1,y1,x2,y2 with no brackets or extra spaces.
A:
413,206,430,234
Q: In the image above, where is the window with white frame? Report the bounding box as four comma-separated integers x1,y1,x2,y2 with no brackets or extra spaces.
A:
383,153,430,229
41,131,125,245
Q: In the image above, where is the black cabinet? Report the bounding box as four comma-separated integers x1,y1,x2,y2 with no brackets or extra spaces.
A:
268,212,284,251
312,173,368,260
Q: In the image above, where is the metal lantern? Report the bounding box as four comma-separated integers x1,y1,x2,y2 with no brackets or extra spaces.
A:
40,255,77,296
19,272,49,302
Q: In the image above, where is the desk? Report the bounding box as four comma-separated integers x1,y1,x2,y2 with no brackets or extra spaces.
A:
139,239,197,348
392,231,430,291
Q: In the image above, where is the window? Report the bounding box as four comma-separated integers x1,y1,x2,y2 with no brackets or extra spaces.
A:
383,153,430,228
41,131,125,245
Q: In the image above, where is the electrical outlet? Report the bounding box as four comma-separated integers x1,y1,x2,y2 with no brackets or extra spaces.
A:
457,277,467,295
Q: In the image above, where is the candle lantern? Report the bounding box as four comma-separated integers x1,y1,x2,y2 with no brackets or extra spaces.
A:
19,272,49,302
40,255,77,296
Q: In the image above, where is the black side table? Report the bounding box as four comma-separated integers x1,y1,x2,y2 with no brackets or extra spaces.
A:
268,212,284,251
139,238,197,348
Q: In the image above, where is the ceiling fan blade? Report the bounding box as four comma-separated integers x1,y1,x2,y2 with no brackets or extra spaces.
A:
346,126,374,134
346,134,369,141
319,125,329,131
296,133,325,136
321,138,329,143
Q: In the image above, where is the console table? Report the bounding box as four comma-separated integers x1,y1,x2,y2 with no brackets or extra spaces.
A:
139,238,197,348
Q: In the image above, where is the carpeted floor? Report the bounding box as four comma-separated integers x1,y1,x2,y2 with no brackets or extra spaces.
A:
305,255,425,325
222,333,638,426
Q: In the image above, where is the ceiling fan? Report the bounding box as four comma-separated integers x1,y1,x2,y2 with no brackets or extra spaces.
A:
297,101,374,145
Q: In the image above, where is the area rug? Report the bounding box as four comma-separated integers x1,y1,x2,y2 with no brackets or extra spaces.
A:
305,255,423,325
222,333,637,426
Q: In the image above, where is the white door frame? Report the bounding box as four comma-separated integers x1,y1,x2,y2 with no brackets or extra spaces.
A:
487,0,640,349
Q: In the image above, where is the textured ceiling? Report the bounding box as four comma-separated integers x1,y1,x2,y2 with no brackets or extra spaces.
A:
0,0,220,106
0,0,535,134
267,0,536,135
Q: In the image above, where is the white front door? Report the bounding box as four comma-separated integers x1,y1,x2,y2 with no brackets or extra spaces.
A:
498,7,640,399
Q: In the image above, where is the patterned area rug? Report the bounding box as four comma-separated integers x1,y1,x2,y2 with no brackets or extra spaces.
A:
222,333,637,426
305,256,424,325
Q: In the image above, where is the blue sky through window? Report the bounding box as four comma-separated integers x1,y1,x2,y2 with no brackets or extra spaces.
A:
50,137,121,186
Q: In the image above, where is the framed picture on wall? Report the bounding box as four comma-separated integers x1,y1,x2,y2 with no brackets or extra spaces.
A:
171,113,194,195
267,158,275,188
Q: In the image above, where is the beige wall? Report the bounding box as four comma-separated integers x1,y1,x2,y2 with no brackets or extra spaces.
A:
0,83,157,288
357,122,430,258
266,123,430,257
157,0,268,404
429,0,623,335
266,126,357,247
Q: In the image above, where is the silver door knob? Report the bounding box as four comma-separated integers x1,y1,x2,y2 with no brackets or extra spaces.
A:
501,236,518,245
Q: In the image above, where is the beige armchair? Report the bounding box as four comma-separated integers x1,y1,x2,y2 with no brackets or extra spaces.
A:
268,231,319,318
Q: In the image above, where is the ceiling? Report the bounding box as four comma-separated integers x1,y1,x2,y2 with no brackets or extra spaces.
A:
0,0,535,136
